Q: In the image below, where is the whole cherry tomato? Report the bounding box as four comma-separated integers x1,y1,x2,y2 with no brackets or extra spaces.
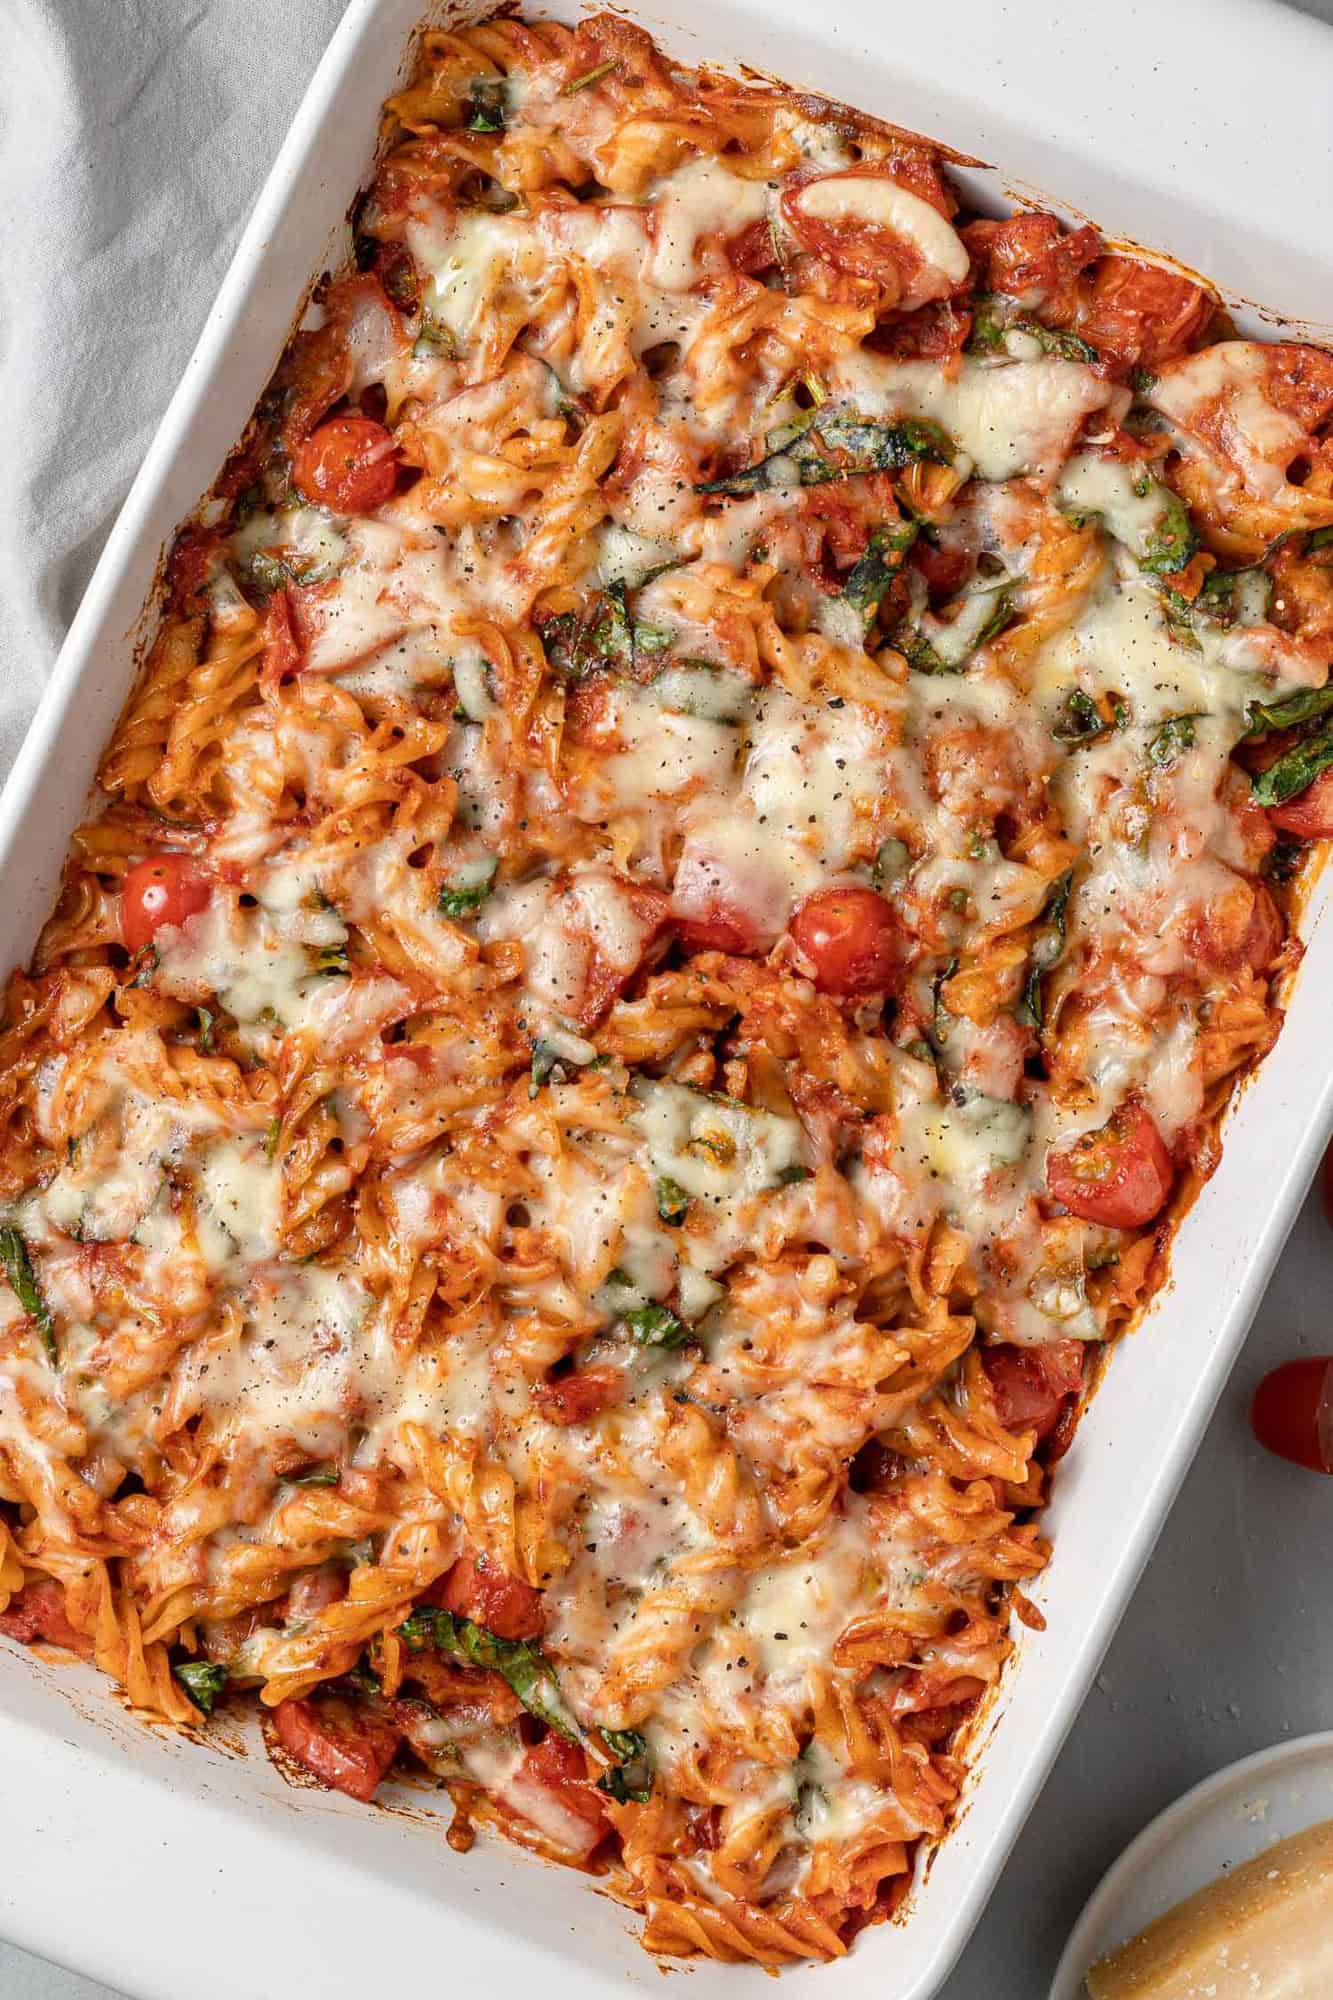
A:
291,413,399,513
120,855,211,955
1250,1357,1333,1473
790,885,906,997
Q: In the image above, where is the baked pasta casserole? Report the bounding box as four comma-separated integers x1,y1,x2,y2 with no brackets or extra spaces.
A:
2,9,1332,1966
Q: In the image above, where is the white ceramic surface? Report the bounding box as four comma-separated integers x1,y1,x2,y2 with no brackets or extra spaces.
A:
1050,1730,1333,1998
2,3,1333,1999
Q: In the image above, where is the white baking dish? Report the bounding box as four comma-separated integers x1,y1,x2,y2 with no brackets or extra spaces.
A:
2,3,1332,1996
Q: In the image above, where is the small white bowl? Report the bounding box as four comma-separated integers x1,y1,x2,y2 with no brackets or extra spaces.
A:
1049,1730,1333,1999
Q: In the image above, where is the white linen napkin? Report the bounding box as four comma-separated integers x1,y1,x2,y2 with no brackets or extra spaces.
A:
0,0,345,781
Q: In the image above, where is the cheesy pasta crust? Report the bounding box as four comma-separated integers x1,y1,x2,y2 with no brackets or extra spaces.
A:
2,11,1332,1966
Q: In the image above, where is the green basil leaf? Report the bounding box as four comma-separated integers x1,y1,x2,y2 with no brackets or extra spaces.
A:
174,1660,228,1716
965,296,1098,365
1137,489,1198,576
1147,714,1201,766
1017,870,1074,1030
0,1227,57,1367
437,862,497,921
413,312,457,360
623,1302,692,1350
243,550,287,600
127,943,159,989
840,523,917,619
813,412,955,475
899,630,951,675
463,79,507,131
655,1176,690,1225
1039,324,1100,365
965,295,1006,354
597,1725,654,1802
696,409,953,498
1243,685,1333,739
528,1039,603,1099
974,588,1016,648
1250,721,1333,808
560,58,619,93
397,1608,581,1741
380,254,419,312
1052,689,1109,745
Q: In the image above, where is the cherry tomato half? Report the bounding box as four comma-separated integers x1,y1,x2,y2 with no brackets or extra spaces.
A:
1250,1357,1333,1473
1046,1100,1174,1230
120,855,211,956
291,413,399,514
790,886,906,997
1268,768,1333,841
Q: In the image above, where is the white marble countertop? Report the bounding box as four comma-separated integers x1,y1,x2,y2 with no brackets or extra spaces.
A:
4,2,1332,1995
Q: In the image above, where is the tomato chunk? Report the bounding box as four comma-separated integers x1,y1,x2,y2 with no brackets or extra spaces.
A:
0,1578,92,1657
120,854,210,955
1074,254,1213,369
1190,879,1282,976
291,414,399,514
1250,1357,1333,1473
515,1731,608,1856
961,212,1101,317
272,1695,402,1802
434,1550,544,1640
675,908,765,955
790,886,906,997
261,587,306,688
532,1364,622,1426
1046,1100,1174,1230
982,1341,1084,1442
1268,768,1333,840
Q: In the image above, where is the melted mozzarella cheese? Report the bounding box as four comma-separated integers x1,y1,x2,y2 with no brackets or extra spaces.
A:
1149,340,1306,499
831,351,1122,484
646,158,769,289
1057,451,1175,556
795,173,969,290
195,1139,282,1270
631,1079,807,1205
